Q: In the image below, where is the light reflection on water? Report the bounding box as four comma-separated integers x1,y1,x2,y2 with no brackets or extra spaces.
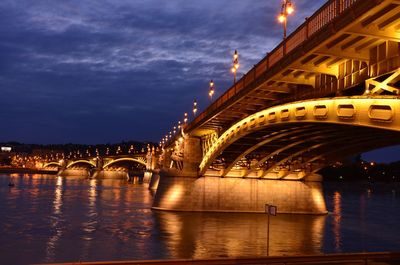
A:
0,174,399,265
154,211,325,258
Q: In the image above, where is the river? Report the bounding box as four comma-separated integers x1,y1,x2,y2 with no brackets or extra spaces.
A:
0,174,399,264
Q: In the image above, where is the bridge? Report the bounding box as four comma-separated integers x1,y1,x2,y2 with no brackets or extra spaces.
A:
43,152,155,180
151,0,400,214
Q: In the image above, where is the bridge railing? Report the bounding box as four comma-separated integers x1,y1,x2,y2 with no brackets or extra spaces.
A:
187,0,359,132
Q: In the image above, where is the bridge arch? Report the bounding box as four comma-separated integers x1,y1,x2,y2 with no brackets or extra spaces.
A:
102,157,146,169
66,160,96,169
199,96,400,177
43,162,62,168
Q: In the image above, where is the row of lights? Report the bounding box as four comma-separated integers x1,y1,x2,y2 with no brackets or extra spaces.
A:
160,49,240,147
160,1,295,147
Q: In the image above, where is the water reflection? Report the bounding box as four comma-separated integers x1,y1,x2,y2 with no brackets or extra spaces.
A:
154,211,325,258
46,176,64,262
1,175,400,265
332,191,341,252
79,179,98,261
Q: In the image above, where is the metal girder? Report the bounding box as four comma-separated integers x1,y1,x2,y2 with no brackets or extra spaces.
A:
198,96,400,175
220,126,313,178
314,47,369,61
355,38,382,52
365,69,400,95
241,130,335,178
272,75,315,87
346,23,400,43
361,3,399,27
289,62,338,76
272,131,378,173
341,36,366,50
263,143,325,177
258,84,292,94
310,137,400,173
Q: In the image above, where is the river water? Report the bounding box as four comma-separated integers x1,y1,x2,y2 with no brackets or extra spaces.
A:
0,174,399,265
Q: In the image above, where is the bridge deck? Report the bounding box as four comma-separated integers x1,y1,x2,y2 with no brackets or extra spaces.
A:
186,0,400,137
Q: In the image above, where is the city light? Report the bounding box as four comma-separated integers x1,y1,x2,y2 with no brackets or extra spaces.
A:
278,0,295,39
231,50,239,84
209,80,215,100
193,100,198,116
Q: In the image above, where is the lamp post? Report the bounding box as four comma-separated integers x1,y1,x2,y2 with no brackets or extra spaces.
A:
231,50,239,84
184,112,188,124
209,80,215,101
193,100,198,116
278,0,294,39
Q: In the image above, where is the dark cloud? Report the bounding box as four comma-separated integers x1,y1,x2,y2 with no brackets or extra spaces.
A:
0,0,334,144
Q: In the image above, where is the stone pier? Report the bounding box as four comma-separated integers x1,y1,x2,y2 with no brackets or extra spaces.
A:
153,135,327,214
152,174,327,214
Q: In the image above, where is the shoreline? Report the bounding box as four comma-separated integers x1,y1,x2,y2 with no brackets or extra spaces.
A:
0,167,57,175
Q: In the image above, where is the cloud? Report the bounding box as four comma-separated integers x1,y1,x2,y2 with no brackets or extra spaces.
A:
0,0,326,144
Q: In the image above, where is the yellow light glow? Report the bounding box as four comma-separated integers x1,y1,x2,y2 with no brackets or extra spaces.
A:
231,67,236,73
287,4,294,14
278,14,286,23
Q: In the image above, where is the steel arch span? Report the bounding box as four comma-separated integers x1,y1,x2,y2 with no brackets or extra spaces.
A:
43,162,62,168
199,96,400,178
66,160,96,169
102,157,146,169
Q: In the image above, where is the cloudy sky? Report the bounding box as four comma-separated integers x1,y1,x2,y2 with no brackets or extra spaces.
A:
0,0,326,144
0,0,398,161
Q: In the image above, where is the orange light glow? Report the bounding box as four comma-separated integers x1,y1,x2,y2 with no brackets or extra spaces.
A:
286,4,294,14
278,14,286,23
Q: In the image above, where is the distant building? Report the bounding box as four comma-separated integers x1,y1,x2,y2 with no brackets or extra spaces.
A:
1,146,12,153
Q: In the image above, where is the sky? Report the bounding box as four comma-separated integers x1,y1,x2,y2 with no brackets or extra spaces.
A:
0,0,399,162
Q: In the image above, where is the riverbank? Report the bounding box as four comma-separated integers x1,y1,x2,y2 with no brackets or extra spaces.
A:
0,167,57,175
34,252,400,265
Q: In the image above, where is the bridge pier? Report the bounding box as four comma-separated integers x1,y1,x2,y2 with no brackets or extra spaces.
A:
143,171,153,183
91,170,129,179
149,173,160,190
152,171,327,215
58,168,90,177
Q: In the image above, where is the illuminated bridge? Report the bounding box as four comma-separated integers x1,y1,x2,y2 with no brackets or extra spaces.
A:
152,0,400,214
43,153,155,180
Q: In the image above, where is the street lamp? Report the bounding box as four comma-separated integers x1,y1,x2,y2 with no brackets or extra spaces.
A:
231,50,239,83
184,112,188,124
209,80,215,101
193,100,198,116
278,0,294,39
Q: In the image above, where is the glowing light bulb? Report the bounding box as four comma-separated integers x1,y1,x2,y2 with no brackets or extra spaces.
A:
286,3,294,14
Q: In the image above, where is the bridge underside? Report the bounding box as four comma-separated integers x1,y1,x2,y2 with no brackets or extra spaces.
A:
206,122,400,179
199,97,400,179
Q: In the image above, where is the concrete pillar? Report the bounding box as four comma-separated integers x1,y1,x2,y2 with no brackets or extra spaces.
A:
149,174,160,190
143,171,153,183
182,136,202,175
152,174,327,215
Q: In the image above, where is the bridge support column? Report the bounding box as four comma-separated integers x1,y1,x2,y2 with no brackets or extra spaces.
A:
58,168,90,177
182,136,202,175
143,171,153,183
149,173,160,190
152,173,327,214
